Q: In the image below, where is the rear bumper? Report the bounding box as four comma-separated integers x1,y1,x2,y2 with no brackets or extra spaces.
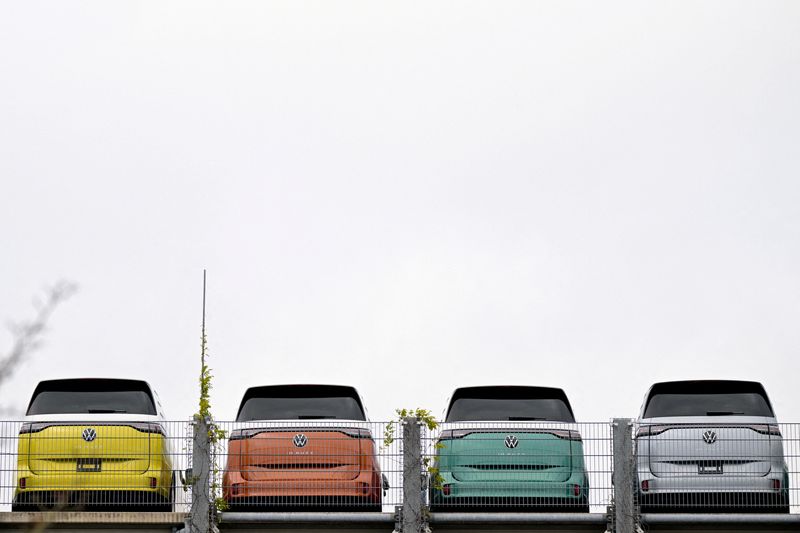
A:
637,471,788,493
430,471,588,509
637,470,789,512
638,492,789,513
225,496,381,511
14,467,172,501
12,490,171,510
223,471,382,506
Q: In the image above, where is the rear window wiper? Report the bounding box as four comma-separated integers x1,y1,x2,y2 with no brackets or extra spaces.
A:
706,411,744,416
87,409,127,413
508,416,545,420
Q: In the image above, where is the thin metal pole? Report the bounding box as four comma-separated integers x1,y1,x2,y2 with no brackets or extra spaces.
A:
201,269,206,371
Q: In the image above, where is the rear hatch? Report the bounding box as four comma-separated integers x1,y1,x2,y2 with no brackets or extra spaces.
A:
237,428,364,482
444,430,574,483
644,424,773,478
639,380,777,478
441,386,580,483
22,378,160,476
232,384,370,482
27,423,152,475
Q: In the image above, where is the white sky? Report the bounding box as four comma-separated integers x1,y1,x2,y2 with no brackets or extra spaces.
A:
2,1,799,423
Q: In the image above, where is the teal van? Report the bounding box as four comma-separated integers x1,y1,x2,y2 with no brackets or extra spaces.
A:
430,386,589,512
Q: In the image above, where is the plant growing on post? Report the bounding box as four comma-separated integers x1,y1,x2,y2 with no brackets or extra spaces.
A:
197,331,228,514
194,271,228,527
383,408,445,490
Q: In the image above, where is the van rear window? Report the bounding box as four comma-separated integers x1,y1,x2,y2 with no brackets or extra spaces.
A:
446,387,575,422
27,379,156,415
237,385,366,421
643,381,774,418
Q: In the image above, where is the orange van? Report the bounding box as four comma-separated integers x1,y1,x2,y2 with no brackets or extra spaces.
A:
223,385,384,511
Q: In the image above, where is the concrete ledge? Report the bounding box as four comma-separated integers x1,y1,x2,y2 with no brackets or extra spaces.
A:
221,512,396,524
641,513,800,526
429,512,608,525
428,512,608,532
0,511,186,525
220,512,396,530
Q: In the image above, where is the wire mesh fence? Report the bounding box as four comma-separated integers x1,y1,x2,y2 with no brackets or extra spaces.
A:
635,422,799,513
0,420,192,512
3,418,800,515
422,422,612,513
214,420,402,512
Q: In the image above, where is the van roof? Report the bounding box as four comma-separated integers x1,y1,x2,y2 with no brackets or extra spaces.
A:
446,385,575,418
27,378,156,416
236,384,365,419
642,380,774,418
647,380,767,395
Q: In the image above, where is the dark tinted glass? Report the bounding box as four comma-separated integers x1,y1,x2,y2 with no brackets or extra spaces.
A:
237,396,366,421
644,392,774,418
28,380,156,415
446,398,575,422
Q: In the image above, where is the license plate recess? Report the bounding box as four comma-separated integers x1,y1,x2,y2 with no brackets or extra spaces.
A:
77,458,102,472
698,461,723,475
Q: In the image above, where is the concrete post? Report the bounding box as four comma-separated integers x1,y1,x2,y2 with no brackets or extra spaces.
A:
612,418,636,533
188,416,212,533
402,417,425,533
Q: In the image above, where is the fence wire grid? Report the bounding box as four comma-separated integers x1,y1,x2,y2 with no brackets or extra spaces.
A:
214,420,401,512
2,419,800,514
635,422,799,513
422,422,612,513
0,420,192,512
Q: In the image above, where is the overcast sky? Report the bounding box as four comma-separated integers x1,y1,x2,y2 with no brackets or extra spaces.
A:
1,1,799,423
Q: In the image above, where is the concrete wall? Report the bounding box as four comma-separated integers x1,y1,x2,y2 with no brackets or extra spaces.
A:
0,511,184,532
2,511,800,533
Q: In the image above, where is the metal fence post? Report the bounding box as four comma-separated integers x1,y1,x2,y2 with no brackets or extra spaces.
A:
188,416,212,533
612,418,636,533
402,416,426,533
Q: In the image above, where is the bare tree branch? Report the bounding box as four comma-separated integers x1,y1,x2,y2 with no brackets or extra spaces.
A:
0,281,78,385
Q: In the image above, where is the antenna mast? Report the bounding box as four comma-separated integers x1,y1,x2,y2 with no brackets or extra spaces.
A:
201,269,207,370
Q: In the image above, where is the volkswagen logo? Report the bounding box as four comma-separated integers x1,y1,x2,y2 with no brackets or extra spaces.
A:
82,428,97,442
292,434,308,448
504,435,519,449
702,430,717,444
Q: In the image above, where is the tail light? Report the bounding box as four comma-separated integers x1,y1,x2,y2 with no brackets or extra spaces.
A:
635,425,670,438
750,424,782,437
340,428,373,439
439,429,582,441
442,484,452,496
637,424,782,438
772,479,781,491
549,430,583,441
129,423,165,435
641,480,649,492
572,484,582,496
438,429,473,440
19,478,26,489
19,422,165,435
229,427,373,440
149,477,158,488
19,423,50,434
229,428,264,440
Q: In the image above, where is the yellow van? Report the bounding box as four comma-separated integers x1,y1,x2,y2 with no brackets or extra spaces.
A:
13,378,174,511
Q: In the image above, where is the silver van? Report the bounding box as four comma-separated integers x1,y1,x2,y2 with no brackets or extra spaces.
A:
635,380,789,513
